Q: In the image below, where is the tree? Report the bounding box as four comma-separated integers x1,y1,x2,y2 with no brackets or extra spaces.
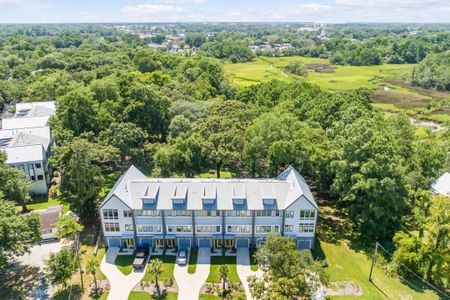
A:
284,61,308,76
0,154,32,212
98,122,147,163
52,139,119,221
248,233,327,299
0,194,41,273
44,247,77,289
86,256,99,293
54,215,84,242
218,265,229,298
168,115,192,139
148,258,164,296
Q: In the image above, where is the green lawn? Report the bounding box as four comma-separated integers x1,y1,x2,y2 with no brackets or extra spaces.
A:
128,291,178,300
143,255,176,281
225,56,415,90
249,248,258,272
20,197,70,213
96,247,107,280
115,253,136,275
187,248,198,274
92,292,109,300
206,255,240,284
224,56,450,113
199,294,221,300
313,240,441,300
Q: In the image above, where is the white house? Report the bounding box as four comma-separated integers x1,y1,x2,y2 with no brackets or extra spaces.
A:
0,101,55,195
100,165,319,251
431,172,450,197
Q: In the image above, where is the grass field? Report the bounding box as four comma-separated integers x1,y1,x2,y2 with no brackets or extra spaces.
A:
143,255,176,281
225,56,450,119
314,205,442,300
128,291,178,300
206,255,240,284
199,294,221,300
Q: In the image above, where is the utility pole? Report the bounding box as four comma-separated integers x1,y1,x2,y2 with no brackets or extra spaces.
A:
369,242,378,282
75,232,84,290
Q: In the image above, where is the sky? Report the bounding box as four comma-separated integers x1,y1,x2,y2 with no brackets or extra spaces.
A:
0,0,449,24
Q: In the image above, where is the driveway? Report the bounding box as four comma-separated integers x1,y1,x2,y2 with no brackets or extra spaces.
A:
236,248,262,300
173,248,211,300
14,240,65,299
100,247,149,300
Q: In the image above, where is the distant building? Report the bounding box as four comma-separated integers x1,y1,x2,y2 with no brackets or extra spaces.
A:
38,205,62,240
100,165,318,251
0,101,55,195
431,172,450,197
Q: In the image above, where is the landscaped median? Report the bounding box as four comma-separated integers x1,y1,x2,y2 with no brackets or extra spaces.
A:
187,248,198,274
200,254,245,299
114,251,136,275
128,291,178,300
130,254,178,298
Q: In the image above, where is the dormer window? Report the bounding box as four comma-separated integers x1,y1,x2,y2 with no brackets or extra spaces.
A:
261,185,276,206
232,185,246,205
202,184,216,205
172,184,188,204
141,185,159,204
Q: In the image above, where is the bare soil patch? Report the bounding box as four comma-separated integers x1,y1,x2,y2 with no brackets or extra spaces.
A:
325,281,362,296
372,90,431,109
387,80,450,100
306,64,336,73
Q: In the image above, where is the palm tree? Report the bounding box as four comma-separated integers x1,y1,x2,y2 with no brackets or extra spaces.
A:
86,256,99,294
218,264,229,298
148,258,164,296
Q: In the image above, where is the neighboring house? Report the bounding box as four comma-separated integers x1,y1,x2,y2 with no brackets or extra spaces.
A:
0,101,55,195
431,172,450,197
38,205,62,240
100,165,318,251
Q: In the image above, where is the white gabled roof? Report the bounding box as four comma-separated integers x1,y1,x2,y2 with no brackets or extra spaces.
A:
431,172,450,197
102,165,318,211
99,165,147,209
2,116,51,129
14,101,55,117
2,144,46,164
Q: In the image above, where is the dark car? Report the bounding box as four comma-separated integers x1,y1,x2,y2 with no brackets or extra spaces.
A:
177,250,188,265
133,248,149,269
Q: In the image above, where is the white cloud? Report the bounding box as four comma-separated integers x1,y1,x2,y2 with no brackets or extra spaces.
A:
336,0,441,7
122,4,183,17
164,0,207,4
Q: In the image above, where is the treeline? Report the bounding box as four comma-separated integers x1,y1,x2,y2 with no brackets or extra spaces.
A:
409,50,450,91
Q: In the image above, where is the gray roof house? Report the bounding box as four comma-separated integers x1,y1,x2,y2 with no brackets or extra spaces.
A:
100,165,319,250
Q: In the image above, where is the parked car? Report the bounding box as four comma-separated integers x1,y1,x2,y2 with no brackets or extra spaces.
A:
177,250,188,265
133,248,149,269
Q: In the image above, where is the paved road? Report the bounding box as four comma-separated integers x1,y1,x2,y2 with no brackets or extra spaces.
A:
100,247,148,300
236,248,262,300
173,248,211,300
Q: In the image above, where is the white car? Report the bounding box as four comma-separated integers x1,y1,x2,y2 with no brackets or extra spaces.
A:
177,250,187,265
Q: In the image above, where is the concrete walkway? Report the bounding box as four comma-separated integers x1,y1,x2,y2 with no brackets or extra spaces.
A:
100,247,148,300
173,248,211,300
236,248,262,300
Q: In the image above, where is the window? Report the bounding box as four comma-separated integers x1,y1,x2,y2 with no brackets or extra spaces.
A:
226,225,252,233
274,225,279,232
103,209,118,220
168,225,192,233
166,210,192,217
37,175,44,181
123,210,132,218
196,225,221,233
256,211,272,217
226,210,251,217
284,225,294,232
298,223,315,233
35,163,42,169
216,225,221,232
125,224,133,231
135,210,160,216
256,225,272,233
299,209,315,221
31,176,36,181
285,211,294,218
104,223,120,232
195,210,218,217
137,225,161,233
